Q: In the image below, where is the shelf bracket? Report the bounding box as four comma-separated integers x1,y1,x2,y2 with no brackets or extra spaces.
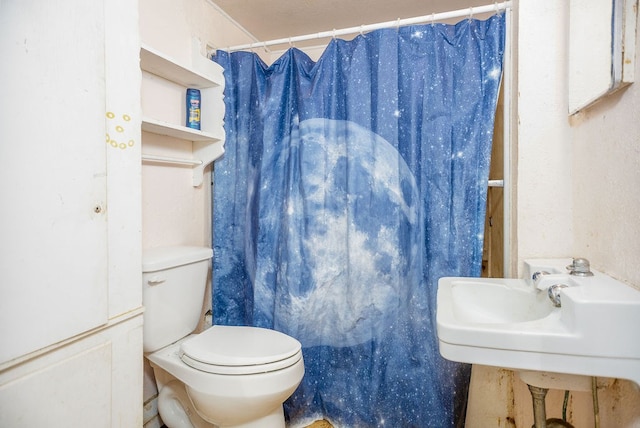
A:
193,140,225,186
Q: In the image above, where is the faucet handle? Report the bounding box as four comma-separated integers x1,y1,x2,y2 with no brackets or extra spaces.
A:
532,270,550,284
567,257,594,277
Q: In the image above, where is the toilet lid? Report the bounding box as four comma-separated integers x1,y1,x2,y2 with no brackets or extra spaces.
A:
180,325,302,375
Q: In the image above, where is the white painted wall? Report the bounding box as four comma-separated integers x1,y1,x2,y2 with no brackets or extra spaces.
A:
564,1,640,420
485,0,640,426
515,0,640,290
515,1,574,266
139,0,259,253
571,57,640,289
138,2,256,421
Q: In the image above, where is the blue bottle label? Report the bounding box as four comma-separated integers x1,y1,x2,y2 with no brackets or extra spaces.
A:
186,88,201,130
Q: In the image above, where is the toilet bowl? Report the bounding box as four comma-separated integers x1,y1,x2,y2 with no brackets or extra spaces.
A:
142,246,305,428
148,326,304,428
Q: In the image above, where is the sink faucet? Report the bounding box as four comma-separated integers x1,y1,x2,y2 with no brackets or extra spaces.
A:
532,258,594,307
547,284,568,307
532,272,568,307
566,257,594,277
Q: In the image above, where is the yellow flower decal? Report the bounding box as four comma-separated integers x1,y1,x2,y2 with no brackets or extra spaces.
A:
106,111,135,149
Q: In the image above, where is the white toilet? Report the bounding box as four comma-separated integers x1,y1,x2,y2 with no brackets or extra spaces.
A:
142,246,305,428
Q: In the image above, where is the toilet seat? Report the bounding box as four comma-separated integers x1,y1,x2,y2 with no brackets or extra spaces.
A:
180,325,303,375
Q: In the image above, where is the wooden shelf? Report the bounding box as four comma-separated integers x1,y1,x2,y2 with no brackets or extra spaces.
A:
140,43,222,88
141,117,222,142
139,40,226,187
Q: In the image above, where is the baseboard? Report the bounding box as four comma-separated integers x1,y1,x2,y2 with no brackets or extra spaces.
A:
143,394,163,428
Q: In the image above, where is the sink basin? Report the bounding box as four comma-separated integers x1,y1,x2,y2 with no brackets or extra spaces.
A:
436,259,640,386
450,279,553,324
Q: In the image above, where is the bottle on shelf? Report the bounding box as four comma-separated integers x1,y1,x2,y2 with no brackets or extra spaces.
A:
186,88,201,130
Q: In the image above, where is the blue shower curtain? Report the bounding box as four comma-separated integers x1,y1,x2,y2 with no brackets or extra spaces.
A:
213,14,504,428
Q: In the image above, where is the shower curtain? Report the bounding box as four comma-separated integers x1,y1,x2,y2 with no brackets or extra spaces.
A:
213,14,505,428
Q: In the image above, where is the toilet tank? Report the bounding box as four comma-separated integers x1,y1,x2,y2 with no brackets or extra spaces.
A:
142,246,213,353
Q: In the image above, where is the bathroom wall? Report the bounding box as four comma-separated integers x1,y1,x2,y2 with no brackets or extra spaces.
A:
564,0,640,422
140,0,241,251
139,0,268,251
570,49,640,290
516,0,640,286
138,1,256,425
514,1,574,266
495,0,640,426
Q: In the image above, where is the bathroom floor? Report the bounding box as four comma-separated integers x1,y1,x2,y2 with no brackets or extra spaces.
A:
161,419,333,427
306,421,333,428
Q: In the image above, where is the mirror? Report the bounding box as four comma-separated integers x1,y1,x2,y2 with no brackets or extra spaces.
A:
568,0,637,114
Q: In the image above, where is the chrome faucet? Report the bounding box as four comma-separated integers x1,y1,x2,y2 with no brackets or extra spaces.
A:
532,271,568,307
566,257,594,277
531,258,594,307
547,284,568,307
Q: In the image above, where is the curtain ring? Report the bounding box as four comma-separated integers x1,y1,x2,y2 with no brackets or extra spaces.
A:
468,7,473,21
430,13,436,26
332,28,336,39
396,18,401,31
360,25,364,36
288,37,293,48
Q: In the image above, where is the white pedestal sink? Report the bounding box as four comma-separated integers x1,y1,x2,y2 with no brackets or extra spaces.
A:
436,259,640,387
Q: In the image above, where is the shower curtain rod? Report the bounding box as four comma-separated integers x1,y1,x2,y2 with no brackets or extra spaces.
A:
223,1,511,52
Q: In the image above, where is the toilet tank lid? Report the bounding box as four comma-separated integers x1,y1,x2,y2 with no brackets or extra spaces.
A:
143,246,212,272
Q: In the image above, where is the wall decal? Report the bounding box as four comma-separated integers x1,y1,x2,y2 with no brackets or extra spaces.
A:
106,111,135,149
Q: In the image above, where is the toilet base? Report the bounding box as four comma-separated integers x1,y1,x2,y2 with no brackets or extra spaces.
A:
158,380,214,428
157,380,286,428
148,336,302,428
220,407,284,428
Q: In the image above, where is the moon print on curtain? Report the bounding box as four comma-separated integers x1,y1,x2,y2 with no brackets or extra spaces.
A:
213,13,505,428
